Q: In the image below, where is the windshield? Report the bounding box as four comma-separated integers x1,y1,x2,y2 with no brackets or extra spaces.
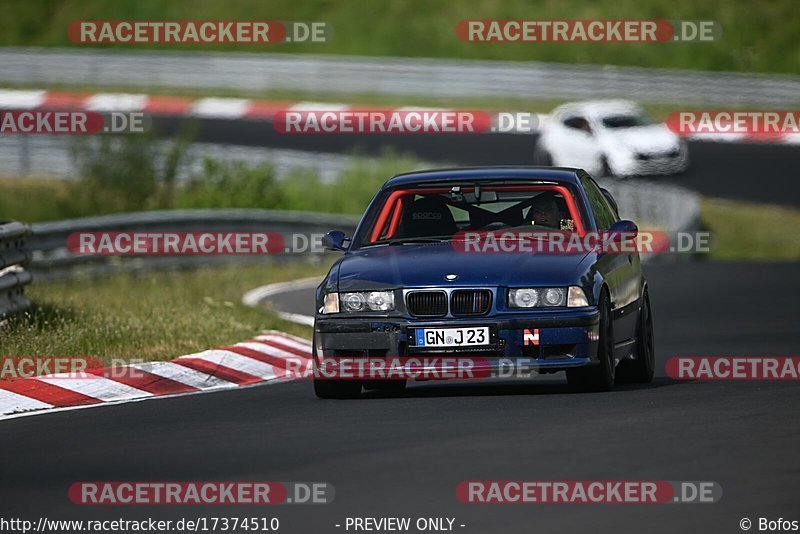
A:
600,113,653,129
356,183,585,247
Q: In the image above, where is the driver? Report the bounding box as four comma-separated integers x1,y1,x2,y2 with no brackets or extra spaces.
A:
530,192,562,228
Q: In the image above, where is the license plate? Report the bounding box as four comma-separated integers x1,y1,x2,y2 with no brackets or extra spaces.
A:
415,327,490,347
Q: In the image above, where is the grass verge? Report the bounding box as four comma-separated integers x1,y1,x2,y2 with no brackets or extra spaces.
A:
1,0,798,74
0,261,329,363
0,176,78,223
702,198,800,260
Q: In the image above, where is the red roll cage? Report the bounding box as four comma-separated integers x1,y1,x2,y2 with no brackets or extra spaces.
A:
368,184,587,242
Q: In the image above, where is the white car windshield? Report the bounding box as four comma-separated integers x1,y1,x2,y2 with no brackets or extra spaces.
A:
600,114,653,129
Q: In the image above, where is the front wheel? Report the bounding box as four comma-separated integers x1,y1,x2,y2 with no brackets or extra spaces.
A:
314,378,362,399
567,290,615,392
616,290,655,383
311,333,362,399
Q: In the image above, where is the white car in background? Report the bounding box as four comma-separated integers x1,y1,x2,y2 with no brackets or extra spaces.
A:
534,100,689,177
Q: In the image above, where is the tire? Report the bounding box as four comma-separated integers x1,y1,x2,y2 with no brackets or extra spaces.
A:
616,290,655,384
363,379,407,392
313,378,363,399
311,333,362,399
567,290,615,392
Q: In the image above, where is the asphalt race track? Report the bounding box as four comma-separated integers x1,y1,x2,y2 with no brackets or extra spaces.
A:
154,116,800,207
3,114,798,533
2,260,798,533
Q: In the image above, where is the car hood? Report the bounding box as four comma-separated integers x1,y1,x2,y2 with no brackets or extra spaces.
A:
603,123,680,153
336,243,592,290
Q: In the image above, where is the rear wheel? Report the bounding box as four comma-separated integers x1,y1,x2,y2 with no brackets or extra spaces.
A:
616,290,655,383
567,290,615,392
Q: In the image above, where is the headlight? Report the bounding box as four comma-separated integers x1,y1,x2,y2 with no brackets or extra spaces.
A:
508,286,587,308
325,291,395,313
342,292,367,311
543,288,565,306
508,288,539,308
366,291,394,311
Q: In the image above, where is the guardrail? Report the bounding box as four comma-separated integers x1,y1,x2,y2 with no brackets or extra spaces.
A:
1,47,799,106
28,209,360,281
599,178,700,233
25,177,698,282
0,221,32,317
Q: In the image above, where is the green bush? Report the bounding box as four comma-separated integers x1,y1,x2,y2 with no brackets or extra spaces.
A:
68,130,194,215
278,150,421,214
69,135,159,214
174,159,287,209
4,135,425,222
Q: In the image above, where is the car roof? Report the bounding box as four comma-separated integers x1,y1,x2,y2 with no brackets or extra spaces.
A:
552,99,643,119
382,166,584,189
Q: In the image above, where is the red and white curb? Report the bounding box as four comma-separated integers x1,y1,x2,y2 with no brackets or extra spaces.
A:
242,277,320,327
0,330,312,421
0,88,459,123
3,88,799,144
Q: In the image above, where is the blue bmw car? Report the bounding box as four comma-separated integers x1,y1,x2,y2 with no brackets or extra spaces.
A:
313,167,655,398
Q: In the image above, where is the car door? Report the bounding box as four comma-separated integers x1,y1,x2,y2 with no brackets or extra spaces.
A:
580,176,639,344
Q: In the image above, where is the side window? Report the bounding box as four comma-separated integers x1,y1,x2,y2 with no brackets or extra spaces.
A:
448,204,470,225
562,116,593,135
581,177,617,230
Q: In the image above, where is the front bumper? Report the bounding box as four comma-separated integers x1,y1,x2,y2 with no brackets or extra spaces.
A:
618,147,689,176
313,308,601,375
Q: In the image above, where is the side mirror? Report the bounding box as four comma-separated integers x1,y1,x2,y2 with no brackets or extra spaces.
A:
608,219,638,244
322,230,349,251
600,187,619,215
